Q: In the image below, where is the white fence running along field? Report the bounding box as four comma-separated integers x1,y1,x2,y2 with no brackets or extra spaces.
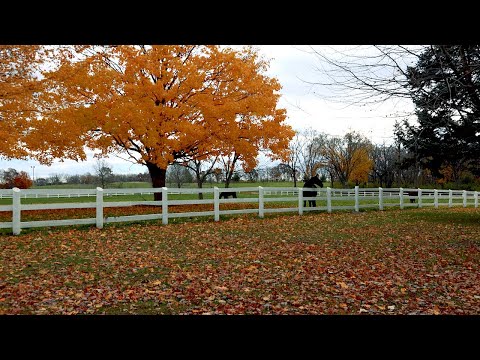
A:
0,186,478,235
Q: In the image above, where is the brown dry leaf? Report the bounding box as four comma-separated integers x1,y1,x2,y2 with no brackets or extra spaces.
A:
214,286,228,292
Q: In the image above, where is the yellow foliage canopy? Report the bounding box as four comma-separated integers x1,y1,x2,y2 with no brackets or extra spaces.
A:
0,45,42,159
348,147,373,185
20,45,294,177
322,132,373,186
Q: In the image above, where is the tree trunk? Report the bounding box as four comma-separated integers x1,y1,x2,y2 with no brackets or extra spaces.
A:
328,170,334,188
146,162,167,201
197,176,204,200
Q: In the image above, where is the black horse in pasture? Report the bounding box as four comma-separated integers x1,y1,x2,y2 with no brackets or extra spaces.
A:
303,175,324,207
407,190,418,203
219,191,237,199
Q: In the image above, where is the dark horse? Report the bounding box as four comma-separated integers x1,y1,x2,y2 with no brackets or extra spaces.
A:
303,175,324,207
407,190,418,203
219,191,237,199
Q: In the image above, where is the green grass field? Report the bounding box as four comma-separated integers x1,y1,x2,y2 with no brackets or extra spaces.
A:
31,181,153,189
30,181,298,190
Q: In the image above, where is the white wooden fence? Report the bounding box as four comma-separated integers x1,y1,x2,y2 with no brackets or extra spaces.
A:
0,186,478,235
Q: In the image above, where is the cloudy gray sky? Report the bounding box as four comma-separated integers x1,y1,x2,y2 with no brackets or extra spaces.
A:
1,45,415,179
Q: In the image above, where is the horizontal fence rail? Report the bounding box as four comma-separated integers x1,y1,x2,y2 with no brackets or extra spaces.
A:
0,186,478,235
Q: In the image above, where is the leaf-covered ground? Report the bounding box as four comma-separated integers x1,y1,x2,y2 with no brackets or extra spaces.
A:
1,207,479,314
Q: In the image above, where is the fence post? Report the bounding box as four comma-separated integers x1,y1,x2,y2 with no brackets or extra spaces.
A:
214,187,220,221
448,189,453,207
475,191,478,208
399,187,404,210
463,190,467,208
162,187,168,225
12,187,21,235
378,187,383,211
434,189,438,209
418,188,422,208
258,186,264,218
96,187,104,229
327,187,332,213
298,187,303,215
354,186,359,212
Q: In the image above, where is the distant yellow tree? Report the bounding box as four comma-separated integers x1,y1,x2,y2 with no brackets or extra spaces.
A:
3,45,294,200
323,132,373,186
348,147,373,185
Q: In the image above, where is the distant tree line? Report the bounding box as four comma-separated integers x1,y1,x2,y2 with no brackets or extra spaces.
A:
279,127,479,190
3,123,478,191
34,171,151,187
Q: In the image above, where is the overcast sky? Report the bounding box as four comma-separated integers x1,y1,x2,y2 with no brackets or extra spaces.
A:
1,45,416,179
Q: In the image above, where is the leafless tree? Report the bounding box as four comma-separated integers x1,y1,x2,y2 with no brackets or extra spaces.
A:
47,173,67,186
303,45,424,109
183,157,219,199
220,151,242,188
281,131,303,187
298,128,328,181
166,163,193,188
370,143,398,187
244,168,259,182
93,159,113,188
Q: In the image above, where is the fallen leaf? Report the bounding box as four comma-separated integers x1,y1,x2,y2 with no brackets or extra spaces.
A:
214,286,228,292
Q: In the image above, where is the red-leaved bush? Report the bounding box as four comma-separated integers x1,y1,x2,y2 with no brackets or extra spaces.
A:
0,171,33,189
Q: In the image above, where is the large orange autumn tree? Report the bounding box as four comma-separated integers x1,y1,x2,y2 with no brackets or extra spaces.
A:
0,45,44,159
1,45,80,162
2,45,294,199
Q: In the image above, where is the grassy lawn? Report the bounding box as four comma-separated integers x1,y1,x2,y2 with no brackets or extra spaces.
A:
31,182,153,189
29,181,298,190
1,206,479,315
